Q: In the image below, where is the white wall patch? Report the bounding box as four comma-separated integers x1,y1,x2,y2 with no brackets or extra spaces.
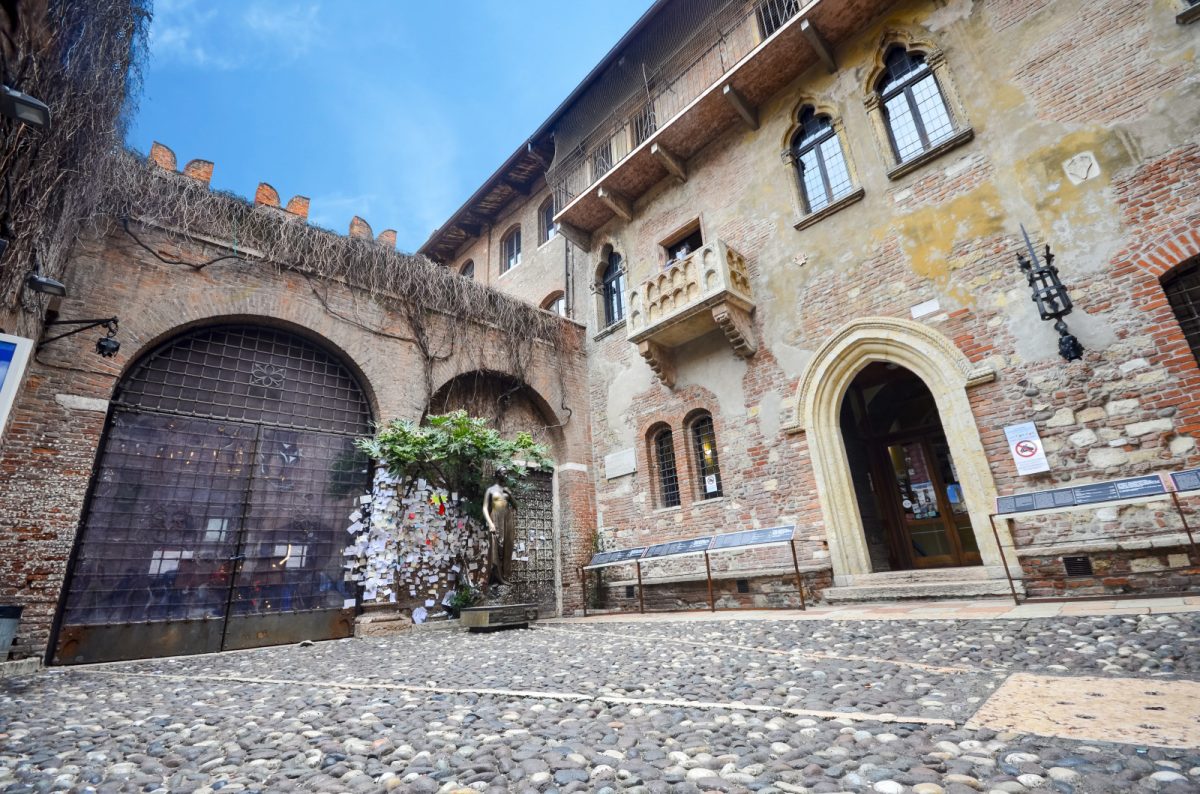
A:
604,448,636,479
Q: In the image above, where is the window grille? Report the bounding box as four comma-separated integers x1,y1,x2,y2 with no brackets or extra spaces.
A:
502,228,521,273
691,414,723,499
602,251,626,326
1062,556,1094,577
591,140,613,181
878,47,955,163
756,0,801,38
792,108,853,213
1164,257,1200,366
654,428,681,508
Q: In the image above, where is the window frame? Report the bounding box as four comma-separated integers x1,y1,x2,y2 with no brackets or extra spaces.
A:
876,48,953,164
541,291,566,317
538,197,557,246
601,250,626,328
459,259,475,279
1164,256,1200,367
500,226,521,274
661,220,704,265
652,426,681,509
689,412,723,500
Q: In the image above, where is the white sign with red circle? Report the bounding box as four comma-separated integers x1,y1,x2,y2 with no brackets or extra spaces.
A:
1005,421,1051,475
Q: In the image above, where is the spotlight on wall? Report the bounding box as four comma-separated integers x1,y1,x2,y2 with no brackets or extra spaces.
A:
38,317,120,357
0,84,51,131
24,258,66,297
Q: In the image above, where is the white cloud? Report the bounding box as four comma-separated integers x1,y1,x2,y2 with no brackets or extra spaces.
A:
149,0,321,70
243,2,320,58
308,191,379,232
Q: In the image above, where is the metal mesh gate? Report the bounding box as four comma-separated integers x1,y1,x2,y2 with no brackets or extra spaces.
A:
54,326,371,664
508,471,557,611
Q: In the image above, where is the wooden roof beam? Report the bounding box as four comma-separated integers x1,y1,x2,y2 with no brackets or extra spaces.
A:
651,142,687,183
801,19,836,73
722,84,758,130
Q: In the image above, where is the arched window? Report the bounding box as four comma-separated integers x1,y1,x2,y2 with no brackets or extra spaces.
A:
601,250,626,327
1165,256,1200,365
501,227,521,273
653,427,681,508
460,259,474,279
538,197,557,245
791,107,853,213
876,46,955,163
690,413,723,499
541,291,566,317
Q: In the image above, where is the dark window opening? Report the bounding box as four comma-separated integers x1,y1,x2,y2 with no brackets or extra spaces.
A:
538,198,557,245
691,414,723,499
460,260,474,279
736,578,750,594
654,429,681,508
792,107,854,213
877,47,955,163
625,585,635,598
1164,257,1200,366
666,225,703,262
501,228,521,273
602,251,626,327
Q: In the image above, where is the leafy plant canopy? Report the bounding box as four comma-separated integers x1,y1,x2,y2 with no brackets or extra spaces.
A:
357,410,552,522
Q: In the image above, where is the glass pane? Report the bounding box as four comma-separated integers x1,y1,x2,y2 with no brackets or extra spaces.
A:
799,148,829,211
230,429,367,615
63,412,252,625
932,440,970,516
957,524,980,554
819,137,853,202
885,94,924,162
911,524,953,560
888,441,940,521
911,74,954,147
656,431,681,508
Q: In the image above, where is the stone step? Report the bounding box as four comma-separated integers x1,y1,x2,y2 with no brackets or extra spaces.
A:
822,577,1022,603
848,566,994,584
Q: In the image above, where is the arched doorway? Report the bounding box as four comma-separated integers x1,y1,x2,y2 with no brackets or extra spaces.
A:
840,362,981,571
53,325,373,664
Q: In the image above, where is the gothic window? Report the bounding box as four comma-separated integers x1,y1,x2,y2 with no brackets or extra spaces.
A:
877,46,955,163
501,227,521,273
792,107,854,213
538,197,557,245
653,427,681,508
602,250,626,327
690,413,723,499
1164,256,1200,365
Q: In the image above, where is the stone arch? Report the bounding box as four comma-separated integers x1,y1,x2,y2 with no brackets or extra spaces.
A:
784,316,1008,583
779,94,844,152
428,368,565,462
861,25,945,98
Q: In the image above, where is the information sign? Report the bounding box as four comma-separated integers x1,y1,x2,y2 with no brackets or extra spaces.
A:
585,547,646,568
643,536,713,559
1004,421,1050,475
1171,468,1200,494
709,525,795,551
996,487,1075,515
995,474,1168,516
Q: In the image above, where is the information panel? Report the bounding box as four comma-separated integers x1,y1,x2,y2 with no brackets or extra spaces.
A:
643,536,713,559
709,525,796,552
585,547,647,568
1172,468,1200,494
995,474,1168,515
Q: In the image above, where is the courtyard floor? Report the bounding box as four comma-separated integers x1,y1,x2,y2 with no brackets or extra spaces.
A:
3,603,1200,793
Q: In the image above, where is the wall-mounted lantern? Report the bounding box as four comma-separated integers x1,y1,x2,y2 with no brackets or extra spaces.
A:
39,317,120,358
1016,225,1083,362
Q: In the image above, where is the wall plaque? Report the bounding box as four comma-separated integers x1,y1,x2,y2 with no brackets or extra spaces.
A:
585,547,647,568
709,525,795,551
1171,468,1200,493
604,448,636,479
643,536,713,559
1004,421,1050,476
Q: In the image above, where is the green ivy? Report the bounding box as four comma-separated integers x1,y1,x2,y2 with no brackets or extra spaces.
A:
356,410,553,522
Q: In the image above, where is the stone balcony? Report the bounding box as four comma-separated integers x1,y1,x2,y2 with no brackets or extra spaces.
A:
626,239,756,387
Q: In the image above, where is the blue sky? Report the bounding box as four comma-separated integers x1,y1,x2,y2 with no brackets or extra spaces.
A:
129,1,651,251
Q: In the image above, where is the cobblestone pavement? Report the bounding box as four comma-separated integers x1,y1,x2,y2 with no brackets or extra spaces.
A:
3,613,1200,793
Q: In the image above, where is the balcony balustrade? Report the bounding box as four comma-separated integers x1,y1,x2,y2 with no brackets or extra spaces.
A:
626,238,756,387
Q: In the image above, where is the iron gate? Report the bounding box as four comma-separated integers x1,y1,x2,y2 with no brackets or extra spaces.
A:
53,326,371,664
508,470,557,611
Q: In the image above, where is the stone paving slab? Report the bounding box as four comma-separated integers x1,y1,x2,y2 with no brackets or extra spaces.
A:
968,673,1200,750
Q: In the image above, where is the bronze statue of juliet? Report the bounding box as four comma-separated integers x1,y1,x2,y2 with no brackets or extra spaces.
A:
481,471,517,586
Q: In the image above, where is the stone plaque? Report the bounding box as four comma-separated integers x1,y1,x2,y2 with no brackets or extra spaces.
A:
604,448,636,479
709,525,795,551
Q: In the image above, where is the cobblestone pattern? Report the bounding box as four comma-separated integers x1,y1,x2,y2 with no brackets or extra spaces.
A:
2,613,1198,793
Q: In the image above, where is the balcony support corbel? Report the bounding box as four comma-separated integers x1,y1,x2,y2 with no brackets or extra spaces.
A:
712,301,757,358
556,221,592,250
722,84,758,131
800,19,836,73
638,339,677,388
651,142,687,183
597,186,634,222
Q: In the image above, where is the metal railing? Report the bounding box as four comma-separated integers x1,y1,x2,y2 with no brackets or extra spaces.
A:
550,0,802,214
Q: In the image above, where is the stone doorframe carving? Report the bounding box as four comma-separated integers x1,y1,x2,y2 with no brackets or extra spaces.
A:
783,316,1011,585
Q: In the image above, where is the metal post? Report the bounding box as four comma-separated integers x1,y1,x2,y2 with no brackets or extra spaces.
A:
636,560,645,614
1171,492,1200,564
704,552,715,612
989,513,1021,605
579,566,588,618
789,540,806,611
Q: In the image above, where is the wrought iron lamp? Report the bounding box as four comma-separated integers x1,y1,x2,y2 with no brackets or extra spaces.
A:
1016,225,1083,362
39,317,120,357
